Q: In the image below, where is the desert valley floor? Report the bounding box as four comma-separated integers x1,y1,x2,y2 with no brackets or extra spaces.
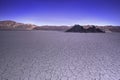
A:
0,31,120,80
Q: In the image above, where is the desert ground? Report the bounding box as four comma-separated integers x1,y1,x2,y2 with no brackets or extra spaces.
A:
0,31,120,80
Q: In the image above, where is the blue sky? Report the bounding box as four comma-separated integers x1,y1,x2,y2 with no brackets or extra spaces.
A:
0,0,120,26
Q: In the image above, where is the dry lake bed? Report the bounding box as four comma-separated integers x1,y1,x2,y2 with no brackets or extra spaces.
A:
0,31,120,80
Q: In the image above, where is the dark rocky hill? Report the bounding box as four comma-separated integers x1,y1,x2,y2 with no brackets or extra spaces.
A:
66,25,105,33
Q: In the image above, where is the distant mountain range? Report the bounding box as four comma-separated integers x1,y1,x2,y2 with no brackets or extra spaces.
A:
33,25,70,31
0,20,36,30
0,20,70,31
0,20,120,32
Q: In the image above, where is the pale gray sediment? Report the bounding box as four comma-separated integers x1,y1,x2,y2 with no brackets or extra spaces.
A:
0,31,120,80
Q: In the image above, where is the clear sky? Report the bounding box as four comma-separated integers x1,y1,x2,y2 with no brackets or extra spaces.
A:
0,0,120,26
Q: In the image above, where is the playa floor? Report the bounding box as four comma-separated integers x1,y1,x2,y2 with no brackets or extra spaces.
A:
0,31,120,80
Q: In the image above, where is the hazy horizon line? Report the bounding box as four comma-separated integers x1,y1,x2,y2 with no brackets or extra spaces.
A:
0,19,120,27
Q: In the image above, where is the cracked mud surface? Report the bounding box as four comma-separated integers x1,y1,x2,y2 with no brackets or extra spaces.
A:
0,31,120,80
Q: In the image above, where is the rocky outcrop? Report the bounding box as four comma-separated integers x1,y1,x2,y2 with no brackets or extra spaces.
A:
86,26,105,33
66,25,86,32
66,25,105,33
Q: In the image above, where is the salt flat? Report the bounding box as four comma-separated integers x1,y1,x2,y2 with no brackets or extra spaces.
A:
0,31,120,80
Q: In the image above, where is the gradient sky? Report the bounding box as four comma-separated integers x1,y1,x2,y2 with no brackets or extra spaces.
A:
0,0,120,26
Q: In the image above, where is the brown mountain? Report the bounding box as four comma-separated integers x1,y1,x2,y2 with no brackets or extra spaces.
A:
0,20,70,31
0,20,37,30
99,26,120,32
33,25,70,31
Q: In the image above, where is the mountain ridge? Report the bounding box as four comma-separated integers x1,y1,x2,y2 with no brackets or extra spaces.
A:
0,20,120,32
